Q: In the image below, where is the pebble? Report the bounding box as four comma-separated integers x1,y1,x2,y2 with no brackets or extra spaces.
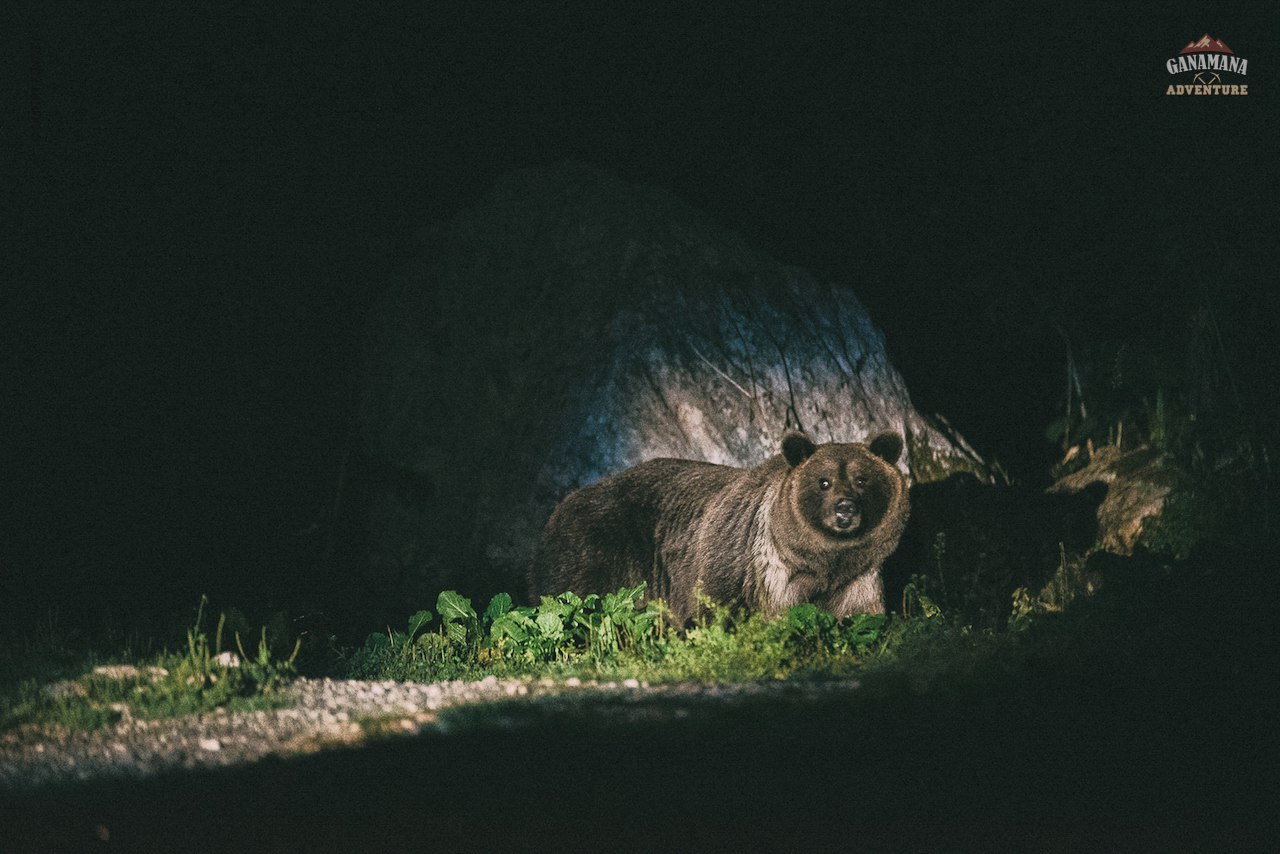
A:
42,681,87,701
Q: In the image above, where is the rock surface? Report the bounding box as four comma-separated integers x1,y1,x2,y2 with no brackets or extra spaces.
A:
1049,445,1179,555
358,162,987,598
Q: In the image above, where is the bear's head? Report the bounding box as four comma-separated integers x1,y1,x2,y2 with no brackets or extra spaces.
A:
780,430,906,540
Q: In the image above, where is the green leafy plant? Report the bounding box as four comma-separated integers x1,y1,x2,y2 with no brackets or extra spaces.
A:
349,584,669,681
347,584,900,684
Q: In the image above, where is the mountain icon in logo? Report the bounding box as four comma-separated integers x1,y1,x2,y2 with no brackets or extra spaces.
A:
1180,34,1233,55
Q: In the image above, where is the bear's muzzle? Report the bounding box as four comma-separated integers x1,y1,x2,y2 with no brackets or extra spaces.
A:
833,497,860,531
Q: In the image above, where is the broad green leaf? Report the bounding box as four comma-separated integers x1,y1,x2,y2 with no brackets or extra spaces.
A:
538,596,572,620
620,583,646,604
629,611,658,635
444,620,469,645
484,593,513,623
842,613,887,645
437,590,476,623
406,609,433,637
598,614,616,647
535,611,564,641
490,611,533,643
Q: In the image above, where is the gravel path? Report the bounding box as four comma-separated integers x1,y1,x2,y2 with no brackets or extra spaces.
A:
0,675,863,790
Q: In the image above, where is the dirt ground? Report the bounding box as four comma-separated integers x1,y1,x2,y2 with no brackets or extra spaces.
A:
3,666,1271,853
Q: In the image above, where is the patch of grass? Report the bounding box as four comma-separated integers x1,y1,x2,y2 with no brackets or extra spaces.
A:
9,531,1261,738
0,597,299,733
346,585,895,684
346,540,1267,700
642,599,889,682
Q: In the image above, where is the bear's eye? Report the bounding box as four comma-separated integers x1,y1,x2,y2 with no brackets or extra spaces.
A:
818,478,831,490
855,475,868,487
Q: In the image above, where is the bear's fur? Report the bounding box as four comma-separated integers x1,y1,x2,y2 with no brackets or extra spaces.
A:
530,431,910,624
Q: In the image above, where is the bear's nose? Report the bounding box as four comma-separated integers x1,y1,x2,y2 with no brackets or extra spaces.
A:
833,497,859,530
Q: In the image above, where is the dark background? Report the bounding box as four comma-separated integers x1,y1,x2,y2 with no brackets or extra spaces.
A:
6,2,1276,642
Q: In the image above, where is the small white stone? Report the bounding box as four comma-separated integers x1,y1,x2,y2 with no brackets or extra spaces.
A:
213,652,240,668
42,680,87,700
622,678,640,689
198,738,222,752
564,677,581,687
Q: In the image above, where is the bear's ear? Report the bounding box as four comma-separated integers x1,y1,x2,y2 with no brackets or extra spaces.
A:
781,431,817,467
868,432,904,465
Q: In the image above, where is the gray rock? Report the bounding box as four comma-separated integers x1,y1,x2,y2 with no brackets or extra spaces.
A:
359,162,987,598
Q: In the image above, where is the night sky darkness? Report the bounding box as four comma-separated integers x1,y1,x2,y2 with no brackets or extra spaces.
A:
7,3,1277,638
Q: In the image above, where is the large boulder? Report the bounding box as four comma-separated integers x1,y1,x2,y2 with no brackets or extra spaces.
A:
358,163,987,599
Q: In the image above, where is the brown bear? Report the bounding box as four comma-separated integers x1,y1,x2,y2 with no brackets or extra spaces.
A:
530,431,910,624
